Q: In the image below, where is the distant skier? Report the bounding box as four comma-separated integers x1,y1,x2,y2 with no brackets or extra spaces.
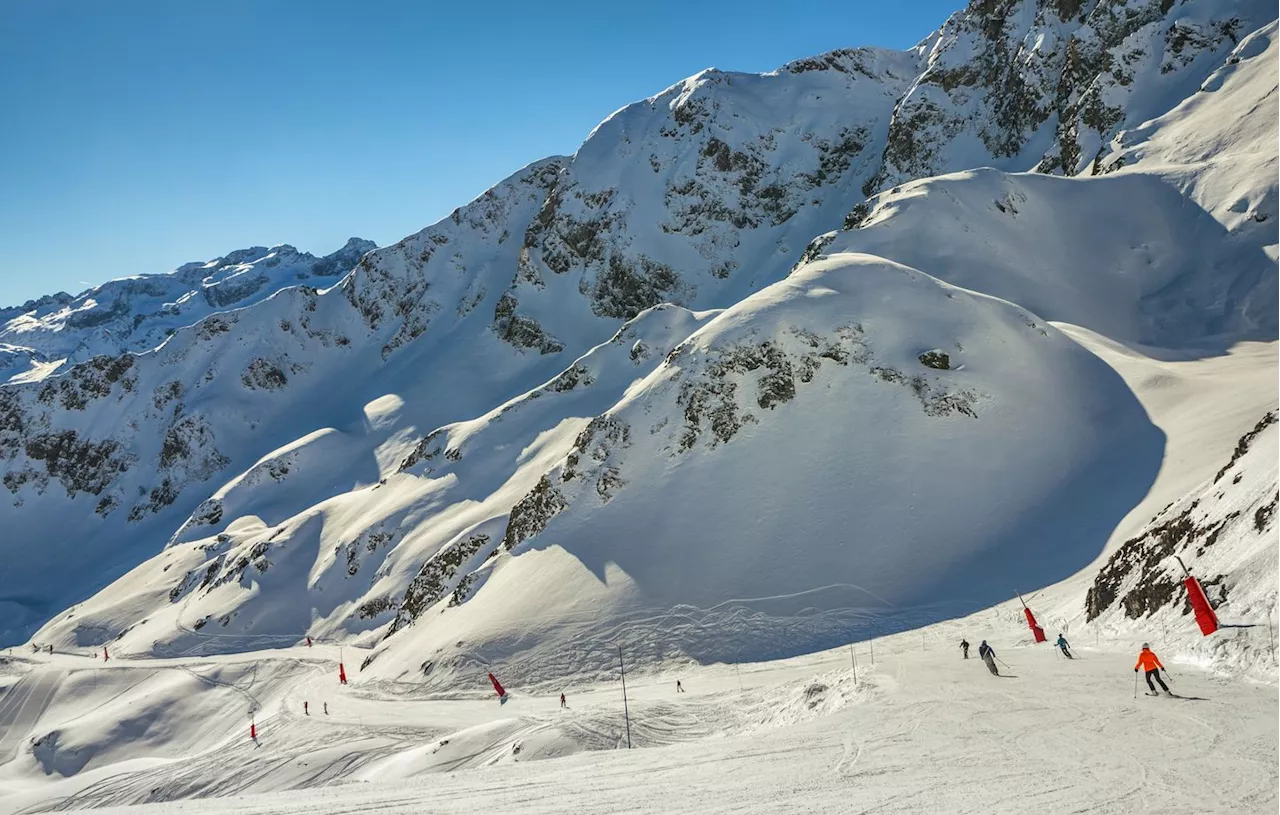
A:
304,701,309,716
977,640,999,676
306,636,312,648
1056,634,1073,659
323,702,328,715
1135,643,1170,695
47,645,53,655
103,647,109,662
560,693,567,709
676,679,685,693
960,639,970,659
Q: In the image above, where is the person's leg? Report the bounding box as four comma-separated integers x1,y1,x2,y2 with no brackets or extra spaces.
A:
1152,670,1169,692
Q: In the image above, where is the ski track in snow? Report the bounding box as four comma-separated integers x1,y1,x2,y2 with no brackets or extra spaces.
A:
0,630,1275,814
0,671,63,764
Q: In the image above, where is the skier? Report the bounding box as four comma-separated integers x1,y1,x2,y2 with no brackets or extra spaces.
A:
1056,633,1073,659
103,647,109,662
306,636,312,648
676,679,685,693
559,693,566,709
47,645,53,655
323,702,328,715
977,640,999,676
960,639,970,659
1135,643,1171,695
304,701,309,716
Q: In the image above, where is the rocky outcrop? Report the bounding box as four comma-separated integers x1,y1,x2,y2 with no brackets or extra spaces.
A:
1085,410,1278,622
869,0,1264,191
390,533,498,633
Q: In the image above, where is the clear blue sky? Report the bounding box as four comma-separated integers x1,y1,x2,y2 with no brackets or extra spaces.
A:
0,0,960,307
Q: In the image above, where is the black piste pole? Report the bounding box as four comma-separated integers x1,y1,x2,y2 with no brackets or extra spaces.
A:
619,645,632,749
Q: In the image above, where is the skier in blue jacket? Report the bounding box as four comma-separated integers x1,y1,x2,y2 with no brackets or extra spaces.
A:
1056,634,1073,659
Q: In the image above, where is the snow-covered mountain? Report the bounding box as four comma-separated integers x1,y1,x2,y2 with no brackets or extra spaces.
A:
871,0,1274,186
0,238,376,383
6,0,1277,687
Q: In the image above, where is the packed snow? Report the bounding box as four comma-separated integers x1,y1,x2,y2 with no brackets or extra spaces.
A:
0,612,1275,814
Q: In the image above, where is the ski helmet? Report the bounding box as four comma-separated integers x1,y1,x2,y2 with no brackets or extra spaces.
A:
1142,642,1149,648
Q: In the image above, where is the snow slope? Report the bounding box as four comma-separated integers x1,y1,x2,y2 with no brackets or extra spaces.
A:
0,621,1274,814
360,254,1164,681
828,167,1274,351
0,46,923,646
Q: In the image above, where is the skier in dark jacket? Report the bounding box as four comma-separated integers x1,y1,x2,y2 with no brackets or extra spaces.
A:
960,639,970,659
1056,634,1073,659
978,640,999,675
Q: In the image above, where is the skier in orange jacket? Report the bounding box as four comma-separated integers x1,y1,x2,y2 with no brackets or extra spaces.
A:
1135,643,1170,695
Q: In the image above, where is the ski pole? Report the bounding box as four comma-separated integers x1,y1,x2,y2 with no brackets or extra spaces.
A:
1133,671,1138,699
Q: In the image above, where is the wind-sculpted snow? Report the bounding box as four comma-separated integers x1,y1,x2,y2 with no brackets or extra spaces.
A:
343,255,1164,683
828,168,1277,349
31,303,716,658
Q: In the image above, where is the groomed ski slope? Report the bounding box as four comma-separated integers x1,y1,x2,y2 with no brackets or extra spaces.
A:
0,623,1275,815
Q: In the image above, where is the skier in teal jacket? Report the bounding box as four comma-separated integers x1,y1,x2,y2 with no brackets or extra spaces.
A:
1056,634,1073,659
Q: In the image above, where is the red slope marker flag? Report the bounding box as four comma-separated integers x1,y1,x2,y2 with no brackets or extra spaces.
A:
1018,593,1047,643
1176,556,1219,636
488,672,507,701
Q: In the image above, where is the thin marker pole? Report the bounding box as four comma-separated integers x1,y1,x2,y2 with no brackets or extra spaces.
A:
618,646,632,749
1266,615,1276,665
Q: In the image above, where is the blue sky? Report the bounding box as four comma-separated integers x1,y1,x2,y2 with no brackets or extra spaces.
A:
0,0,959,307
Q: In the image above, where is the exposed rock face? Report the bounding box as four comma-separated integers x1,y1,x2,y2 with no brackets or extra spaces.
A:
869,0,1265,191
390,533,497,633
1085,411,1278,622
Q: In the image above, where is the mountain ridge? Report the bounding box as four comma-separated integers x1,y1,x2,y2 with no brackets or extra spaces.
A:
3,0,1276,662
